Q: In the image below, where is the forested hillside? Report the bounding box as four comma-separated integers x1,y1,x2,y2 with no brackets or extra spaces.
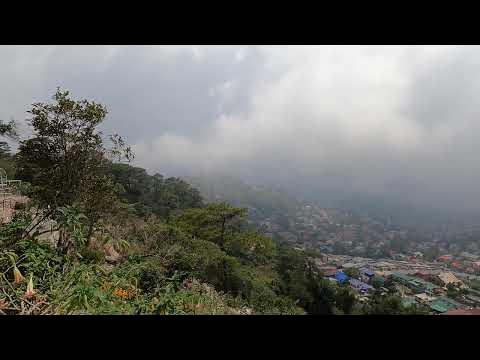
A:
0,90,425,315
184,175,299,215
108,164,203,219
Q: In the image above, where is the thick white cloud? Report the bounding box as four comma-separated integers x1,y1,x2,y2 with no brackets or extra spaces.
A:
1,45,480,214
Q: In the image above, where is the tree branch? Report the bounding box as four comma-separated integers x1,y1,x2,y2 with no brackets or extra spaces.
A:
22,209,54,239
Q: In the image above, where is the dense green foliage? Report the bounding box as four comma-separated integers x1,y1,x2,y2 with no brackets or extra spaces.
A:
371,276,385,289
0,119,18,140
15,89,133,250
108,164,203,219
344,267,361,279
361,293,430,315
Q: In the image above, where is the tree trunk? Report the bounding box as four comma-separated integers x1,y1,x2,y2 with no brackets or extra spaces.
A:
23,209,54,239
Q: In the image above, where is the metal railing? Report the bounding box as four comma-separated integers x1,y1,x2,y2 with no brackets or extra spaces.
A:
0,168,23,222
0,168,21,194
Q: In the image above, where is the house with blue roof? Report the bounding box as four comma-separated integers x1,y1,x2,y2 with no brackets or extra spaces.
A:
359,268,375,284
349,278,374,294
360,268,375,277
335,271,349,284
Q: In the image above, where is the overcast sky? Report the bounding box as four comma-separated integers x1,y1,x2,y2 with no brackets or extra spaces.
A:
1,45,480,215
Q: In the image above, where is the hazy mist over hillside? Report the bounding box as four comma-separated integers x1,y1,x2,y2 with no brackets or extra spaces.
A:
2,45,480,219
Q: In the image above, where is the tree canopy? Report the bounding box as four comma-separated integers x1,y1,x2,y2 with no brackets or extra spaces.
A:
15,89,132,248
108,163,203,219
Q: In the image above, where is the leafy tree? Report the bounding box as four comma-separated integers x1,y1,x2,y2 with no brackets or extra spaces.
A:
166,236,228,290
15,89,132,246
304,267,337,314
108,163,203,219
275,245,336,314
276,245,311,302
371,276,385,289
0,119,18,139
363,293,429,315
247,279,302,314
364,294,404,315
0,119,18,178
0,142,11,158
224,231,276,264
446,283,460,299
171,203,247,249
344,267,360,279
335,286,356,314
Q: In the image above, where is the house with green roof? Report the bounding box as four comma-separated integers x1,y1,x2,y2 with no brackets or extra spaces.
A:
429,297,463,314
391,272,439,295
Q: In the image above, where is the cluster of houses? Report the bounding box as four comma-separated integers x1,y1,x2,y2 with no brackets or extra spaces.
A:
258,199,480,271
391,270,480,313
322,267,377,297
391,272,472,313
436,253,480,274
314,253,480,314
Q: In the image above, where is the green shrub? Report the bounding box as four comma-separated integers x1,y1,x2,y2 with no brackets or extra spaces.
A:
153,278,247,315
0,210,32,247
78,246,105,264
49,264,113,314
11,182,33,197
138,261,167,293
222,256,252,297
224,232,276,264
166,237,227,288
249,282,303,314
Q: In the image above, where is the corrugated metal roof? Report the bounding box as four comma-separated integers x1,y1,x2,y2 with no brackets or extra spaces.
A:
335,271,349,283
429,297,462,313
430,303,448,313
349,278,373,291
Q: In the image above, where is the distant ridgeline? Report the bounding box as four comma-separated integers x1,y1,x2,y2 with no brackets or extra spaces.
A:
308,190,480,233
182,174,300,218
180,175,480,257
109,168,480,254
